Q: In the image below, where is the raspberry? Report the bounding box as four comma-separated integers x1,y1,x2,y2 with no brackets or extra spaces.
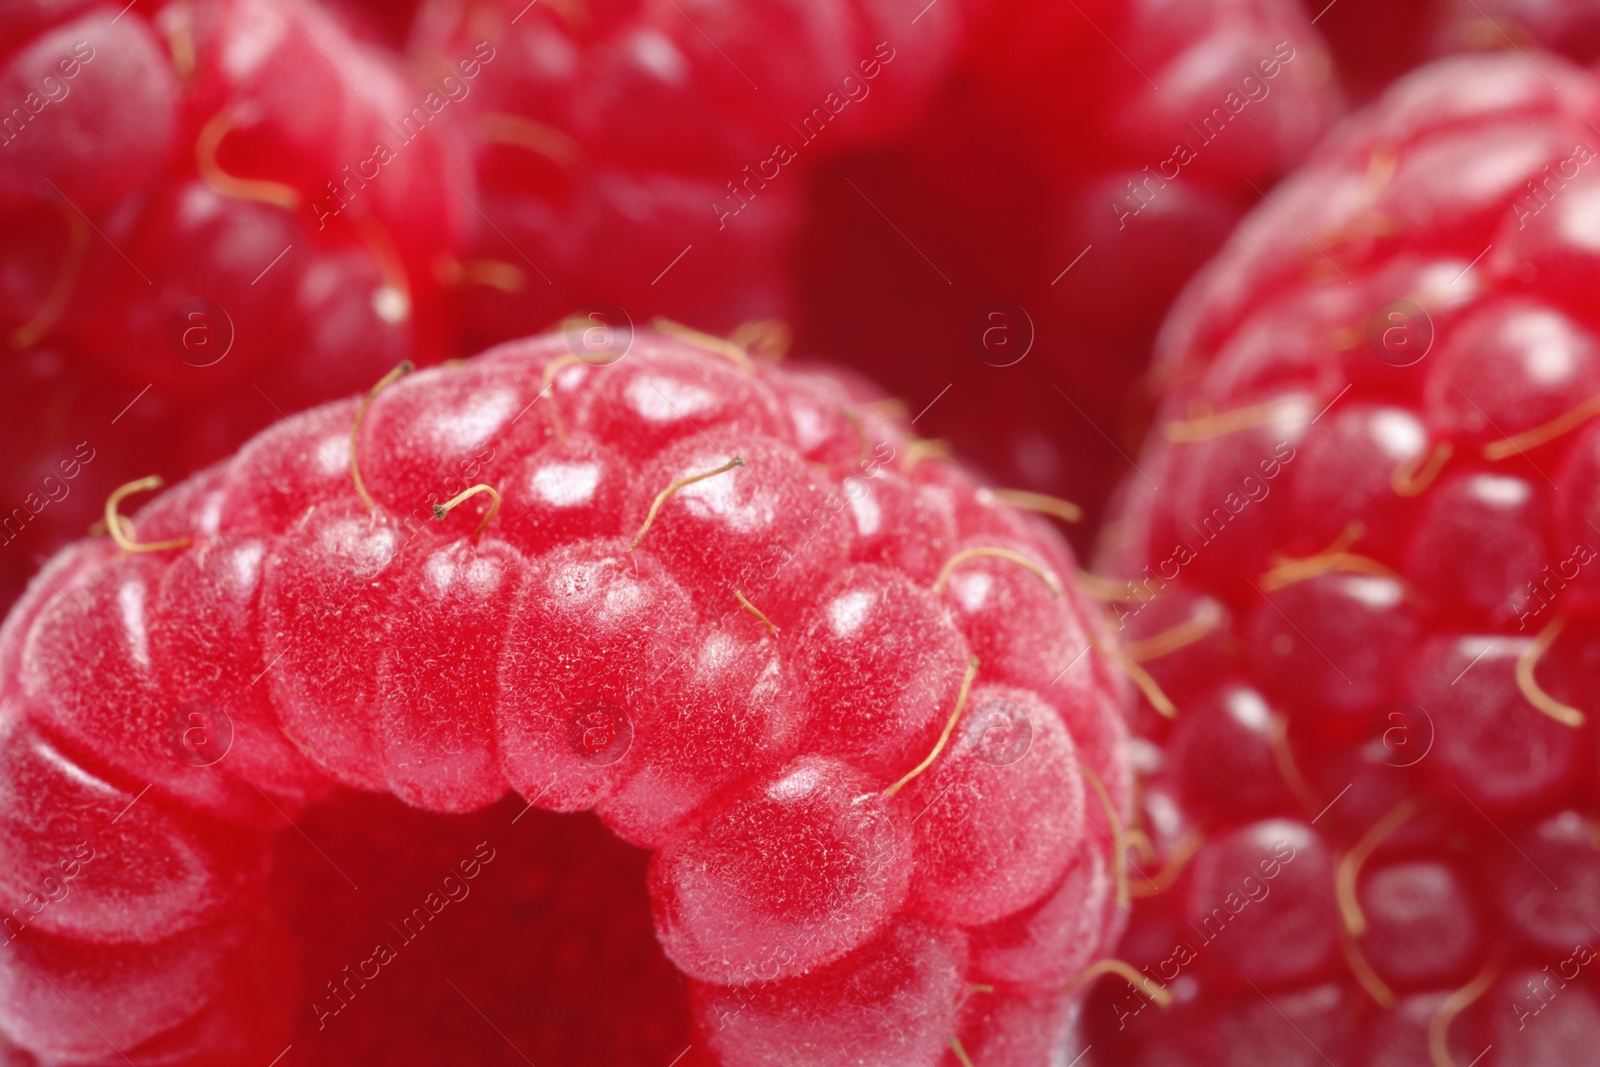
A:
0,328,1131,1065
792,0,1343,543
404,0,979,352
1086,52,1600,1064
0,0,463,612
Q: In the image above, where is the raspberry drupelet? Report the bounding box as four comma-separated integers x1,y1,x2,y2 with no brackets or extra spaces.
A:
1085,52,1600,1065
0,0,464,612
0,327,1133,1065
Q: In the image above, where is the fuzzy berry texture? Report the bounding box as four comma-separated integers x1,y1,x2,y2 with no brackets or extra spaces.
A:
0,0,463,612
403,0,982,353
0,329,1131,1066
792,0,1343,548
1087,53,1600,1065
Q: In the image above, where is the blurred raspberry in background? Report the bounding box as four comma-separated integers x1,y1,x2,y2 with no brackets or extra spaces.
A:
791,0,1344,547
0,0,466,608
405,0,985,349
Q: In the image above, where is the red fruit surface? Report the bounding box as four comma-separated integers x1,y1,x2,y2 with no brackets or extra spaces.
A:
0,329,1129,1065
791,0,1344,548
1308,0,1600,102
0,0,464,613
1085,52,1600,1066
404,0,984,351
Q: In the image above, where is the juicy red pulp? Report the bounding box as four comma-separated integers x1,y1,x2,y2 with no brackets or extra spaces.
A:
275,793,703,1067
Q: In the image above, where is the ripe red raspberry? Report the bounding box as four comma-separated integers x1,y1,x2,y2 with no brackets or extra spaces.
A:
404,0,982,352
792,0,1344,547
1086,52,1600,1065
0,328,1132,1065
0,0,464,612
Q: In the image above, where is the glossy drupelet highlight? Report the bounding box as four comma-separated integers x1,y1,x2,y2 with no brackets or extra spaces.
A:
1087,53,1600,1066
0,328,1130,1065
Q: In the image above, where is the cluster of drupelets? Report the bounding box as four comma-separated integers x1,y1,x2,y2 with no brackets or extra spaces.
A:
17,0,1600,1064
0,329,1135,1065
1082,52,1600,1065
